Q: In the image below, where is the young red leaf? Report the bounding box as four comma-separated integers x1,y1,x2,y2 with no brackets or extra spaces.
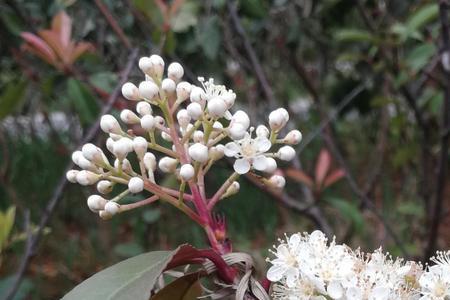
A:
323,169,346,188
69,42,94,64
20,32,58,66
315,149,331,187
38,30,69,64
285,168,314,187
52,11,72,49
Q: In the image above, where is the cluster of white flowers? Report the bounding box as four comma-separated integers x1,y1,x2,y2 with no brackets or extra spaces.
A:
66,54,302,219
267,230,450,300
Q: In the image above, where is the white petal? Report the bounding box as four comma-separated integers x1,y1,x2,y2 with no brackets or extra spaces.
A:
234,158,250,174
252,155,269,171
266,265,286,282
224,142,240,157
255,137,271,152
327,281,343,299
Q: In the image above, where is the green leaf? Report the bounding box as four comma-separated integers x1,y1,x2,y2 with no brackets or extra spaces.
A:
62,247,183,300
335,29,376,43
151,272,203,300
197,16,221,60
0,80,27,120
89,72,118,93
327,198,364,233
66,79,99,126
406,4,438,31
0,207,16,251
405,43,436,73
113,242,144,258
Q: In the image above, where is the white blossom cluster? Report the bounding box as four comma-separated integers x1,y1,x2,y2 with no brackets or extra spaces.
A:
66,54,302,219
267,230,450,300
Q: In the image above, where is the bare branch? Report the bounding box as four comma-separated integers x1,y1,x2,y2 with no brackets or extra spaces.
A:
424,0,450,261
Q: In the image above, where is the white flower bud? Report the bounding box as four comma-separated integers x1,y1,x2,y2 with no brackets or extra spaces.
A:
143,152,157,171
228,123,246,140
190,86,206,106
264,157,277,173
213,121,223,130
136,101,152,116
138,81,159,100
120,109,140,124
66,170,79,183
76,170,100,185
149,54,164,78
121,82,140,101
268,108,289,131
176,81,192,102
168,62,184,81
71,150,83,164
128,177,144,193
222,91,236,108
161,131,172,142
177,109,191,128
187,102,203,120
256,125,270,138
209,145,224,160
283,130,302,145
106,138,115,154
277,145,296,161
140,115,155,131
100,114,122,134
231,110,250,130
139,55,164,79
82,143,104,164
159,156,178,173
109,133,122,141
188,143,209,163
138,57,153,75
112,138,133,160
193,131,204,143
87,195,108,212
225,181,240,197
180,164,195,181
104,201,120,215
161,78,176,93
268,175,286,188
154,116,165,127
207,97,227,118
97,180,113,194
133,136,148,158
72,151,96,170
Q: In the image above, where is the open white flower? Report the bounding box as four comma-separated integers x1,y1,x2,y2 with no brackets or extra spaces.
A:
267,234,302,287
420,252,450,300
224,132,272,174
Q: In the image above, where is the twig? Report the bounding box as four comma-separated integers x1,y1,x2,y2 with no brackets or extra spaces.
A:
424,0,450,261
94,0,132,50
297,84,366,153
288,47,409,256
245,173,333,238
227,0,277,108
2,49,139,300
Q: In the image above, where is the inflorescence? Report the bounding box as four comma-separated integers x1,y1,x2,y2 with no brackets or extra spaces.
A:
66,54,301,221
267,230,450,300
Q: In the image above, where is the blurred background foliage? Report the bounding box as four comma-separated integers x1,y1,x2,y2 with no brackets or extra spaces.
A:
0,0,449,299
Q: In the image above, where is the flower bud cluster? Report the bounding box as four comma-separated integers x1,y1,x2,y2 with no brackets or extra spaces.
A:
267,230,450,300
68,54,302,219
